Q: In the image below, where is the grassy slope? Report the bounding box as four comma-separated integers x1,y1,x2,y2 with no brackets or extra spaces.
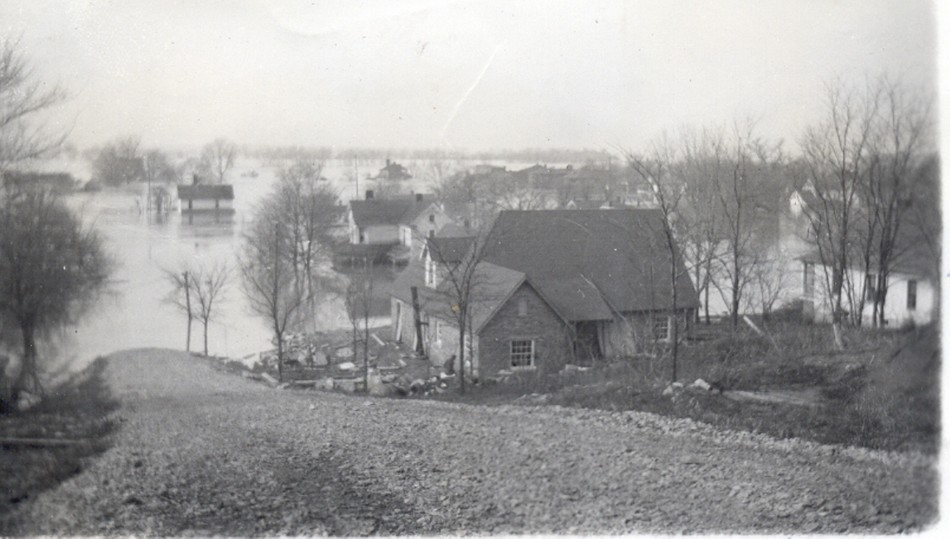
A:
435,322,940,454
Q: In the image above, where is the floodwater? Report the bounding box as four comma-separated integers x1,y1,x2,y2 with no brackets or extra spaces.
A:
56,160,404,375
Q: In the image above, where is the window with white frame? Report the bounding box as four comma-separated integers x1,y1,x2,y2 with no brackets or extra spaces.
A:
653,316,671,342
517,297,528,316
510,339,535,368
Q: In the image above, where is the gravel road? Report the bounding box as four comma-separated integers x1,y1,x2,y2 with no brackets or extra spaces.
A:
1,349,937,535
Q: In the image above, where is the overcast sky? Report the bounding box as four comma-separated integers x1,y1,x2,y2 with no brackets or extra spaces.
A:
0,0,938,154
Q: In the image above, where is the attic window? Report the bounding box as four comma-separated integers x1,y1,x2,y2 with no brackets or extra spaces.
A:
429,213,435,223
517,297,527,316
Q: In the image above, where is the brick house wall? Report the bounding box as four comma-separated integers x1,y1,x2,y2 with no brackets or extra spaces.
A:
477,283,571,377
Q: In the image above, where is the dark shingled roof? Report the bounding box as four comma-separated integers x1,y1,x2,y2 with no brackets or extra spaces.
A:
427,236,475,264
349,197,435,227
480,209,699,318
178,184,234,200
391,261,529,333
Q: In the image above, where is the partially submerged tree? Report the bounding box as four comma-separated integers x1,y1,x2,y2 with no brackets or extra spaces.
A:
0,188,112,408
91,135,145,186
199,138,238,184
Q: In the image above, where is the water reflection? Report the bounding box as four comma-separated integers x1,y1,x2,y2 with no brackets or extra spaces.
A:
58,186,393,375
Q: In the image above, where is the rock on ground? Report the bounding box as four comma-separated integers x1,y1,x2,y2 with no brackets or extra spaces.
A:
0,348,937,535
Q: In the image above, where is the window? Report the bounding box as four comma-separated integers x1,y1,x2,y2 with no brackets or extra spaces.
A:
803,262,815,296
517,297,528,316
434,320,442,343
907,280,917,310
510,339,535,368
429,213,435,223
653,316,670,342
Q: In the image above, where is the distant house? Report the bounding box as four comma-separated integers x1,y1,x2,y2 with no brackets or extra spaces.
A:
177,184,235,213
2,171,77,193
798,243,936,328
374,159,413,181
391,209,699,377
347,191,454,258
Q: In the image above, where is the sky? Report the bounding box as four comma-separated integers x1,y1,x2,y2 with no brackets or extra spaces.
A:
0,0,939,154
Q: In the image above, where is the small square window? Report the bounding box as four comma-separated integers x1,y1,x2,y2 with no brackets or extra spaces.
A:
510,340,535,368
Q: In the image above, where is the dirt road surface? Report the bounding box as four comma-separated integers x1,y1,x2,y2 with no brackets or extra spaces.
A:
1,349,937,534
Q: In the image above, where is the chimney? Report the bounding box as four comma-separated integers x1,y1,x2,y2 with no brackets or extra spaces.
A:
386,158,391,167
365,189,374,200
415,193,423,202
192,173,200,186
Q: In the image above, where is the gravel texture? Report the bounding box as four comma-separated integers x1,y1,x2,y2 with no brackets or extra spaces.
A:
1,348,937,535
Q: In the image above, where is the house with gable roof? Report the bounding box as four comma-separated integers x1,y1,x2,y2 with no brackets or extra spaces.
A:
390,209,699,377
346,190,455,262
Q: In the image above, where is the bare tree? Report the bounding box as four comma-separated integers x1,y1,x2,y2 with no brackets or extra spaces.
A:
711,120,782,330
677,127,729,324
343,258,374,392
0,38,67,173
627,136,686,383
164,267,194,352
861,77,933,327
800,79,880,345
240,164,338,381
200,138,238,184
91,135,145,186
426,231,493,394
0,188,112,409
265,160,342,331
191,263,230,356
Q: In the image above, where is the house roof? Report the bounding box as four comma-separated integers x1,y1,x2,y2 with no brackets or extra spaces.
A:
178,184,234,200
349,197,436,228
427,236,475,264
391,260,530,333
480,209,699,317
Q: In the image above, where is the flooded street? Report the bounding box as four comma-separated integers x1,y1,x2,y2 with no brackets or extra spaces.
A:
54,160,406,375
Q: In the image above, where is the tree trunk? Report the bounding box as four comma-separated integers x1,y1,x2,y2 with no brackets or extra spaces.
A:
671,259,679,384
275,331,284,383
12,323,39,402
410,286,425,356
203,319,209,356
363,305,370,393
184,271,192,352
458,319,466,394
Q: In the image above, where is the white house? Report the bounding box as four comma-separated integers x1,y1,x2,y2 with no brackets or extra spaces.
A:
800,256,935,327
